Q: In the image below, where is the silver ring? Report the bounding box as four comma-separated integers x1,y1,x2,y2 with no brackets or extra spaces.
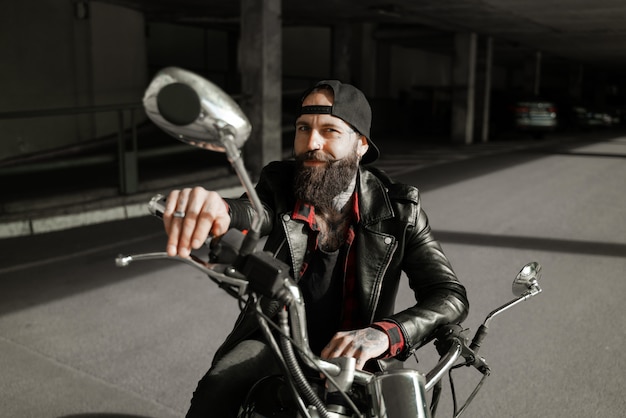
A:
173,210,185,218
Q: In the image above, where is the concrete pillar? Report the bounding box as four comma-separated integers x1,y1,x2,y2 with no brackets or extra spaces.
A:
522,51,542,97
479,37,493,143
375,41,392,98
72,5,95,140
332,24,352,82
239,0,282,177
226,31,241,93
352,23,377,97
451,32,477,145
593,71,608,109
568,65,583,102
534,51,542,96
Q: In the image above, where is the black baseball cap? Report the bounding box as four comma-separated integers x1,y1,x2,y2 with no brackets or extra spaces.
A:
299,80,380,164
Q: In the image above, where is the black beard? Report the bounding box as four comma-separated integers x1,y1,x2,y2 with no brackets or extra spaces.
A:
293,149,359,213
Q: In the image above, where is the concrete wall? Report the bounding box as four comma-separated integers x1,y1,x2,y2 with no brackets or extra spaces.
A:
0,0,146,161
0,6,469,162
1,1,81,159
90,2,147,138
144,23,332,93
389,45,452,96
146,23,230,85
283,26,331,86
90,2,147,105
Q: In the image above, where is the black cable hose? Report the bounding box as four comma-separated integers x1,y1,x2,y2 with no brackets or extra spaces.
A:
430,380,443,417
279,331,331,418
253,298,309,418
449,362,490,418
256,307,363,417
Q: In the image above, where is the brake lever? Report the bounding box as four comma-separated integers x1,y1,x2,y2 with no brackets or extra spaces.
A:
433,324,490,375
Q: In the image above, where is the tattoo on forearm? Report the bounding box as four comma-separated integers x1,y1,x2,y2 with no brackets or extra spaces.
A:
355,328,386,351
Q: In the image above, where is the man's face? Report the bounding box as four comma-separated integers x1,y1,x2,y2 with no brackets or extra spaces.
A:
292,89,369,211
293,89,368,162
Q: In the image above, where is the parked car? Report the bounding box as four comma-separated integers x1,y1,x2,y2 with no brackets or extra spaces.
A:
512,98,558,138
490,92,559,140
585,109,619,128
568,105,620,130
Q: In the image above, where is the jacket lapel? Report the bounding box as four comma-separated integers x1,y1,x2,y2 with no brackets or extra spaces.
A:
280,215,309,279
356,169,398,322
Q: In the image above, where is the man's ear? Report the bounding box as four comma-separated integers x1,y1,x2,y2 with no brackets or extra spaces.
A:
357,135,369,158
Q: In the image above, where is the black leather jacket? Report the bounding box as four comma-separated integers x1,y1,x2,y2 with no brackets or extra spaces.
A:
215,160,469,364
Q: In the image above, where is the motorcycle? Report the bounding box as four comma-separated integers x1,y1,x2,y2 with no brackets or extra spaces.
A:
116,67,543,418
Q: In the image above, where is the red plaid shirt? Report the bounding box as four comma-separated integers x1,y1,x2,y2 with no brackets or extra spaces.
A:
291,194,405,359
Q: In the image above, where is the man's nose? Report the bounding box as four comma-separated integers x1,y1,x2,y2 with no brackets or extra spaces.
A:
304,129,324,150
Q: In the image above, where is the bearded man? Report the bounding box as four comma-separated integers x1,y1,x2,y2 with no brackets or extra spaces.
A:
162,80,469,417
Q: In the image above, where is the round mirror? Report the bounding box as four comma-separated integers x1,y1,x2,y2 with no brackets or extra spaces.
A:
143,67,251,152
156,82,201,126
512,261,542,296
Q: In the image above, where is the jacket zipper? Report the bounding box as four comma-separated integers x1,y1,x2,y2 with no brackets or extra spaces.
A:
368,240,398,323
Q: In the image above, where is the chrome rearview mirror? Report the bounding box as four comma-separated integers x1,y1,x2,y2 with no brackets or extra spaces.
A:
471,261,543,353
142,67,262,255
512,261,542,297
143,66,251,153
485,261,543,326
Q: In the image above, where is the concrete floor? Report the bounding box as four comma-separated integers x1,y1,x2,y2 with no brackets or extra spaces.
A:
1,131,624,417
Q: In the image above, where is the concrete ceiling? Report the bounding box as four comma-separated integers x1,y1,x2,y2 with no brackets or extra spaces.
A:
106,0,626,72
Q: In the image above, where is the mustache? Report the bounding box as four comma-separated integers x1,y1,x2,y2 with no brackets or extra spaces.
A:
295,151,338,164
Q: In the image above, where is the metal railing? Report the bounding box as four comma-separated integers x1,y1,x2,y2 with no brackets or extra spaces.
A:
0,102,153,195
0,88,305,197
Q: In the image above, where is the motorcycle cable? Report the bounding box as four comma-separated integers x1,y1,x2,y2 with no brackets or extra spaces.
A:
253,298,314,418
448,361,490,418
255,305,364,418
430,380,443,417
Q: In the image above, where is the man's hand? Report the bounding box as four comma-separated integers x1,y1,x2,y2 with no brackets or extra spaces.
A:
163,187,231,257
321,327,389,370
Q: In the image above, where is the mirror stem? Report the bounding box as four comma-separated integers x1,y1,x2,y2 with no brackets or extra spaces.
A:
483,284,542,328
471,283,542,353
221,134,263,255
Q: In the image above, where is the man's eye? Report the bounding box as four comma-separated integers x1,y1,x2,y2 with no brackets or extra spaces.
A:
297,125,310,132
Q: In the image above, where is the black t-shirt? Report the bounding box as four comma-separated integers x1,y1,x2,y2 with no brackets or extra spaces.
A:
298,245,347,355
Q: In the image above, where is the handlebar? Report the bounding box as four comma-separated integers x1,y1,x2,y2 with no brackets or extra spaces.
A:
116,242,485,392
119,193,545,418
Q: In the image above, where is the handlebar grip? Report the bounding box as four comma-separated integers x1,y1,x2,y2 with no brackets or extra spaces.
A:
148,194,166,218
146,194,226,256
469,324,489,354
